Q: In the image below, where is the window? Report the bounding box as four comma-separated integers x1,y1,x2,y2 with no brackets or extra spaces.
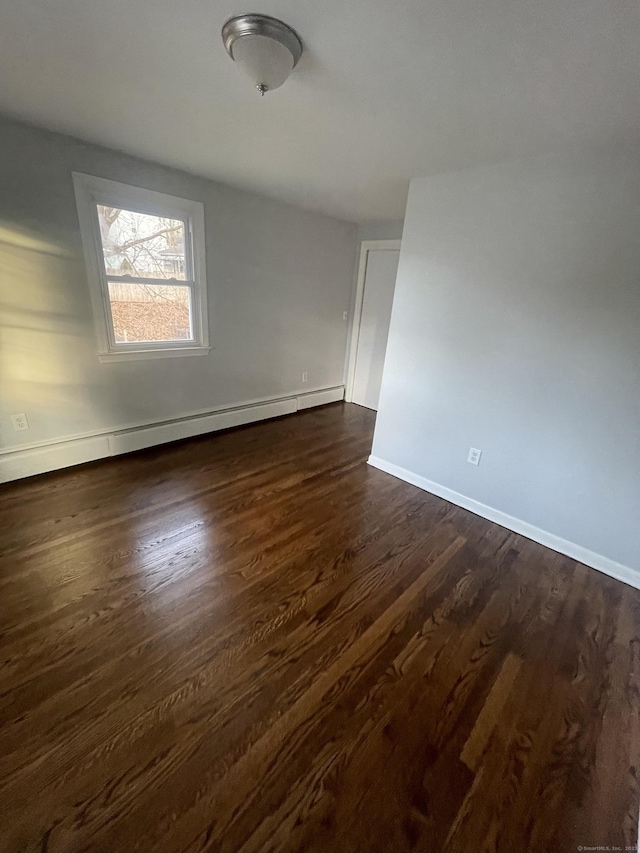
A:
73,173,209,362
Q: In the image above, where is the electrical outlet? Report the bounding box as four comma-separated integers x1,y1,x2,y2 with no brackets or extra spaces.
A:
342,311,348,321
302,371,308,383
11,413,29,432
467,447,482,466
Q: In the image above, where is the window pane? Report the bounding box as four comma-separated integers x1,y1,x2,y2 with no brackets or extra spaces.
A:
97,205,187,280
108,282,193,343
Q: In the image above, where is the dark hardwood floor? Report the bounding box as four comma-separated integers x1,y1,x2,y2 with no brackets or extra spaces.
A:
1,402,638,852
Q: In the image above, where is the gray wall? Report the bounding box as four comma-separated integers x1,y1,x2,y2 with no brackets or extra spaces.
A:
357,220,404,243
372,146,640,573
0,117,356,451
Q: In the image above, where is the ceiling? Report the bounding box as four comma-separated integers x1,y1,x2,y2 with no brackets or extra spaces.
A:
1,0,640,222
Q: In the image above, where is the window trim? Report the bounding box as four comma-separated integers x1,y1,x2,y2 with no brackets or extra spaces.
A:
72,172,210,362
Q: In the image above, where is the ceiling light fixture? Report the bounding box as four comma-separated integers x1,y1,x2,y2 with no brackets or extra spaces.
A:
222,13,303,96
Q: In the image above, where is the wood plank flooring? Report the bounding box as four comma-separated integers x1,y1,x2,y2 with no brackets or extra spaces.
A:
0,402,638,852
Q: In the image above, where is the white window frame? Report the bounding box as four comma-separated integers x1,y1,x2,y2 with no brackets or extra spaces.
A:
72,172,210,362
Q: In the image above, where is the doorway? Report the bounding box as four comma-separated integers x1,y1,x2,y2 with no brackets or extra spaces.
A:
346,240,401,411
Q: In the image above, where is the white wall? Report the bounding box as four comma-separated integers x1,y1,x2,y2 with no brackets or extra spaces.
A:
0,117,356,462
371,146,640,577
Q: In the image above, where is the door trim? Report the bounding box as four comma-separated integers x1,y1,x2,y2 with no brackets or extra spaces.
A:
345,240,402,403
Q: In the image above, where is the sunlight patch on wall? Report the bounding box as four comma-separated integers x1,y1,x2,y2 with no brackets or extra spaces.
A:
0,222,98,442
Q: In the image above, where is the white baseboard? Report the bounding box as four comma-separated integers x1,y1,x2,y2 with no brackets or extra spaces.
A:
368,455,640,591
0,386,344,483
108,398,298,456
296,386,344,410
0,436,112,483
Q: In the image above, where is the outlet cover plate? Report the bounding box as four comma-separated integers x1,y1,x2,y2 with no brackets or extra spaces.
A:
11,413,29,431
467,447,482,466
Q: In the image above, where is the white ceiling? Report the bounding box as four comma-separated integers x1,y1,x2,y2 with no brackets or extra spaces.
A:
1,0,640,222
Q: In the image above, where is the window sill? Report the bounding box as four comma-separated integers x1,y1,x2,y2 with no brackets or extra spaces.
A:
98,346,211,363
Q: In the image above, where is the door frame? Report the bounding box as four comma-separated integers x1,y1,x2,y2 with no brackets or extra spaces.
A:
345,240,402,403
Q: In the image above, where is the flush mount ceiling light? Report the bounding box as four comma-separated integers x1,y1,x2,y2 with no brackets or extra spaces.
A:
222,13,303,96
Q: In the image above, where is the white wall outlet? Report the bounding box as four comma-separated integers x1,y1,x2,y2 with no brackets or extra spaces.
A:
302,371,308,383
467,447,482,466
343,311,348,321
11,413,29,432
